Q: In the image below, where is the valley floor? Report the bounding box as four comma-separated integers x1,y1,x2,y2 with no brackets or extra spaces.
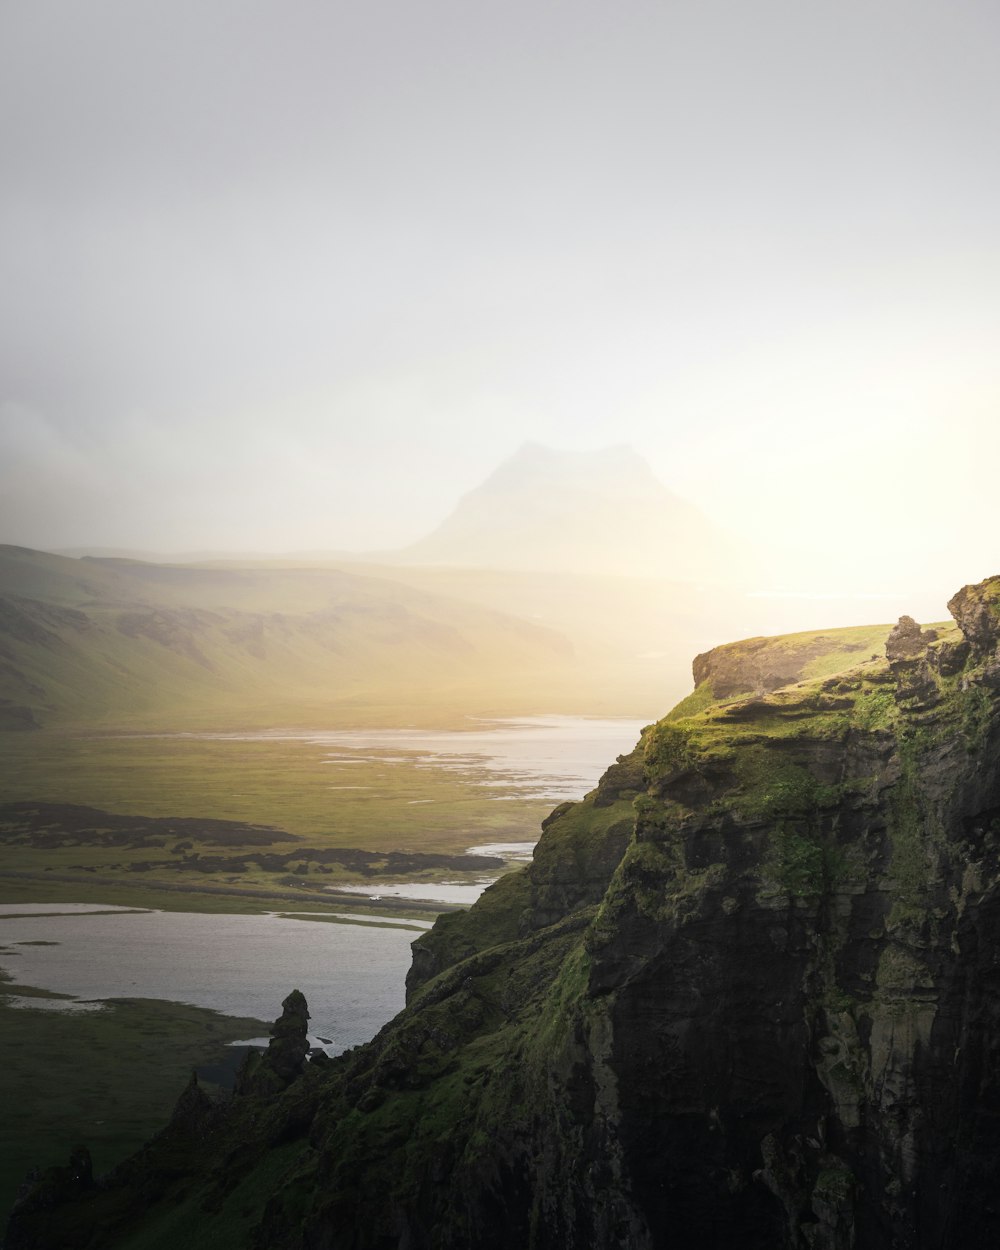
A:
0,713,645,1228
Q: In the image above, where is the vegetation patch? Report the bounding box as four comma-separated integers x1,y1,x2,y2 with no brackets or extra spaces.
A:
732,747,836,821
0,991,267,1221
886,730,937,925
642,721,694,781
852,686,896,731
959,684,993,751
763,825,845,898
664,681,717,722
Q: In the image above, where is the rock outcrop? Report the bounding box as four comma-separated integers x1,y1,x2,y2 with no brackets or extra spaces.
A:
9,578,1000,1249
235,989,311,1094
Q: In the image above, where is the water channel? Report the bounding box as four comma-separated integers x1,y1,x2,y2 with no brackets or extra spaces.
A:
0,716,648,1052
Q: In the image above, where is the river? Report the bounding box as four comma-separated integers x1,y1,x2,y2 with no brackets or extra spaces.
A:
0,715,648,1052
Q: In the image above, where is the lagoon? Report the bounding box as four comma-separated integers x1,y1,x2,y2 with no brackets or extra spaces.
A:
0,904,430,1054
175,714,649,802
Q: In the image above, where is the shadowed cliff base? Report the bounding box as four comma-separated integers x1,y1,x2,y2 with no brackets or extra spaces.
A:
8,577,1000,1248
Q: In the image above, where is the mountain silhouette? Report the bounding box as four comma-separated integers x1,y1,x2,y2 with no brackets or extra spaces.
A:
400,442,750,583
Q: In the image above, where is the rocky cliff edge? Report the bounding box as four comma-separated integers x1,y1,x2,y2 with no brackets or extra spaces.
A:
9,580,1000,1249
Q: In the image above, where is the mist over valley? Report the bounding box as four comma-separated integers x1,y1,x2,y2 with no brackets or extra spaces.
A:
5,1,1000,1242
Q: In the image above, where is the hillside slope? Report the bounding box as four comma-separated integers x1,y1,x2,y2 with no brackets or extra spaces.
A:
0,546,578,729
9,581,1000,1248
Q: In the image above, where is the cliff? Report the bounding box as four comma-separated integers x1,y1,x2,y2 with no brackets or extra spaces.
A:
9,579,1000,1249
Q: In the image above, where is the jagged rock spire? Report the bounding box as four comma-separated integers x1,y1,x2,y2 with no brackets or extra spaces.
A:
235,989,311,1096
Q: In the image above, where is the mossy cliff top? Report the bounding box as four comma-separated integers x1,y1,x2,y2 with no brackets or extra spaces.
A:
11,577,1000,1250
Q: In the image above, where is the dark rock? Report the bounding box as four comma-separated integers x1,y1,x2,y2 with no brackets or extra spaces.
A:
591,751,645,807
885,616,944,710
66,1146,92,1189
235,990,311,1095
170,1070,214,1128
949,580,1000,655
885,614,937,662
263,988,310,1083
931,638,970,676
5,1145,95,1246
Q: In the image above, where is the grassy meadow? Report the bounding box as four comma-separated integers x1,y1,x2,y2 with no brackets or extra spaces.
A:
0,730,552,849
0,979,268,1221
0,727,556,915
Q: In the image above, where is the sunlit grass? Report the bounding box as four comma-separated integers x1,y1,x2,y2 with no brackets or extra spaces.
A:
0,728,555,910
0,731,552,851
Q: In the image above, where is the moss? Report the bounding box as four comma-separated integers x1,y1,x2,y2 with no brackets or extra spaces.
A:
113,1141,310,1250
303,914,589,1242
874,943,932,992
410,867,532,980
853,685,896,731
886,729,939,925
550,943,590,1010
762,825,846,898
589,840,666,934
664,681,717,721
529,943,592,1050
768,826,825,896
591,835,731,931
642,721,694,781
959,683,993,751
822,985,858,1015
732,747,827,819
612,839,675,911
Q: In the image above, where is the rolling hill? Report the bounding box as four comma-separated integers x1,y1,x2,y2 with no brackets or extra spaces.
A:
0,546,580,730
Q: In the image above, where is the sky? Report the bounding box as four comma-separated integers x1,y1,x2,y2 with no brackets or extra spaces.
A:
2,0,1000,599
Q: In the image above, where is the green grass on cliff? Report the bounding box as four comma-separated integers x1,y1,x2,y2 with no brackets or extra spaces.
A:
632,630,909,905
793,624,899,680
648,642,914,773
640,609,989,918
663,625,898,725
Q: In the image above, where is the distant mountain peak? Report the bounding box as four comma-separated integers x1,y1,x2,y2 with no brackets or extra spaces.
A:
400,444,752,583
481,443,660,497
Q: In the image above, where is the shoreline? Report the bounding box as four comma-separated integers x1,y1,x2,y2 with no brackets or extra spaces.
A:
0,869,465,919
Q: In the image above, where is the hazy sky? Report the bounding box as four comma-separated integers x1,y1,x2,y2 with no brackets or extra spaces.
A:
2,1,1000,595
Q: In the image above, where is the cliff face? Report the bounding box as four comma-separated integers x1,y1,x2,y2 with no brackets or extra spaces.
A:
10,580,1000,1250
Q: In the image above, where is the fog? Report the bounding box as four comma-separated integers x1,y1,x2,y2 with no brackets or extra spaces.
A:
2,1,1000,594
